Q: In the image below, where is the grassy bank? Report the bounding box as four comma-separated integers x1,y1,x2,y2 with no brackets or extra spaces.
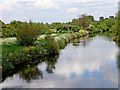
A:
1,32,88,72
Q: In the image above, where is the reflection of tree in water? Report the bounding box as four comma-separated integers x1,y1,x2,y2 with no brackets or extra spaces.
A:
45,55,58,74
72,36,93,47
116,36,120,68
73,38,80,46
118,47,120,69
18,55,59,82
19,66,43,83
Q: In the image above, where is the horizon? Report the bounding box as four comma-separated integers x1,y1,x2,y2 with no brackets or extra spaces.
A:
0,14,116,24
0,0,119,24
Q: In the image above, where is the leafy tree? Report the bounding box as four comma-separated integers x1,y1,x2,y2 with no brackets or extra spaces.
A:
10,20,23,28
88,15,94,21
71,14,92,28
104,18,115,28
17,23,40,46
116,11,120,41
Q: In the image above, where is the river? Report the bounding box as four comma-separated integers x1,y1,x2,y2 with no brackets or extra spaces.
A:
1,34,119,88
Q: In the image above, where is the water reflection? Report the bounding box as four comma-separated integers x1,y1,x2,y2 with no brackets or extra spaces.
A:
1,35,119,88
19,66,43,83
118,49,120,69
73,37,93,47
2,55,59,83
45,56,58,74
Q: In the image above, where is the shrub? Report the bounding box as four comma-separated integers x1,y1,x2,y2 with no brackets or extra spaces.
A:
17,23,39,46
2,24,17,38
44,35,60,55
57,40,66,49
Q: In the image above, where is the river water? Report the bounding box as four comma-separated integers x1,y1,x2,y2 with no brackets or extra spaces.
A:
1,34,119,88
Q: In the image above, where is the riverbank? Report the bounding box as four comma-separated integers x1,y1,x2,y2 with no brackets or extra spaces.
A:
2,32,88,72
1,33,119,88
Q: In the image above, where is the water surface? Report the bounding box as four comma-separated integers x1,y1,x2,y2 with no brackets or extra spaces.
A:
1,35,119,88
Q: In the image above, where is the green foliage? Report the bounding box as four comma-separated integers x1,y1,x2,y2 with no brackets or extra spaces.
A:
104,19,115,28
57,40,66,49
71,19,80,26
56,23,69,31
29,21,49,34
2,32,89,71
50,22,61,29
2,23,17,38
1,20,50,38
44,35,60,55
10,20,23,28
71,26,80,32
88,15,94,21
115,11,120,41
72,14,92,28
54,23,80,33
17,23,39,46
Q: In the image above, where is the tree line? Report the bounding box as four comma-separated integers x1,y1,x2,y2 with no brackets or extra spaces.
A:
0,12,120,42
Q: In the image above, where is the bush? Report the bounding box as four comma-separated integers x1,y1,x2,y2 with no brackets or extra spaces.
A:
57,40,66,49
44,35,60,55
17,23,39,46
2,24,17,38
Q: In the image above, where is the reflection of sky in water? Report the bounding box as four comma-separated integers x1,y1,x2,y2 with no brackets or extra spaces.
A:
1,36,118,88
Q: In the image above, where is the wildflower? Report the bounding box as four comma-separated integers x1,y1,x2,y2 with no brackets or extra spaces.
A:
27,64,30,68
79,30,85,33
0,66,2,69
23,47,29,51
29,46,35,49
9,53,13,56
27,54,30,57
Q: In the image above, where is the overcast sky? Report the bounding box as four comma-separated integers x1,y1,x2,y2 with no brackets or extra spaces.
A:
0,0,119,24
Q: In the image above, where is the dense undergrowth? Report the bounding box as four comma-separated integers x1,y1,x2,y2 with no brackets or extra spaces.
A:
1,32,88,72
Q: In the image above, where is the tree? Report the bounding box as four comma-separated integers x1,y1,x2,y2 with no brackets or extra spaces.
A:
78,14,92,28
10,20,23,28
116,11,120,41
88,15,94,21
71,14,92,28
17,23,39,46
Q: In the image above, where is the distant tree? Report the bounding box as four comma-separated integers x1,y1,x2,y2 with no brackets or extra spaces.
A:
88,15,94,21
104,18,115,28
50,22,61,29
71,14,92,28
10,20,23,28
71,19,81,26
78,14,92,28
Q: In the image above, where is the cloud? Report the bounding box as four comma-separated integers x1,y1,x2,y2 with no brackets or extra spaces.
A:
0,1,13,11
26,0,58,9
54,37,118,79
67,8,78,13
0,0,59,11
1,0,118,23
84,2,104,6
53,0,119,3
